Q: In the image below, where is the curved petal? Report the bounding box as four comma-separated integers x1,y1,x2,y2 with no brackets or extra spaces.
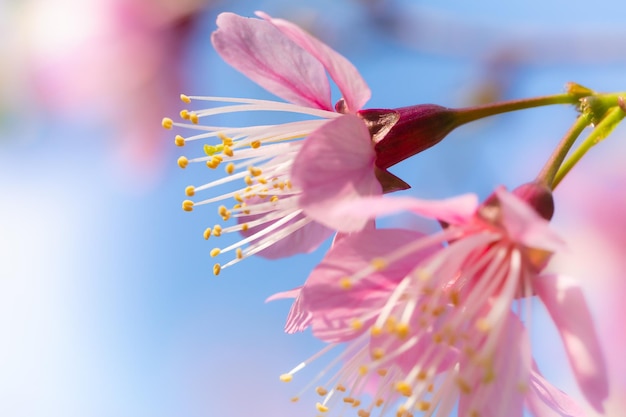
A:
212,13,332,110
256,11,371,112
265,287,301,302
300,228,431,343
292,114,381,233
527,362,586,417
332,194,479,226
534,274,608,412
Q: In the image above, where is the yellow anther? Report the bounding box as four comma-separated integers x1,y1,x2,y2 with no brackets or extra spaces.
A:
190,112,199,124
336,384,346,392
213,263,221,276
433,332,443,344
270,195,279,203
372,347,384,360
316,403,329,413
218,205,228,215
174,135,185,147
180,109,190,120
340,277,352,289
395,323,410,339
279,374,293,382
212,225,222,237
417,370,428,380
222,146,233,158
180,94,191,103
385,316,397,332
185,186,195,197
395,381,413,397
241,223,249,232
371,257,387,271
358,410,370,417
203,228,212,240
315,386,328,396
210,248,221,257
370,326,383,337
350,319,363,331
431,305,446,316
456,377,472,394
343,397,354,403
352,399,361,408
375,398,384,407
416,268,431,281
177,156,189,169
449,290,460,306
217,133,233,146
358,365,368,376
417,401,431,411
286,180,292,189
224,162,235,175
236,248,243,259
258,177,268,184
248,166,262,177
182,200,194,212
376,369,388,377
250,140,261,148
244,175,253,186
290,396,299,403
206,160,219,169
161,117,173,129
475,318,491,332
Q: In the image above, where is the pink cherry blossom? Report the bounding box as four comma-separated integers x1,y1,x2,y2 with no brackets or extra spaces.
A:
275,185,606,417
167,11,383,274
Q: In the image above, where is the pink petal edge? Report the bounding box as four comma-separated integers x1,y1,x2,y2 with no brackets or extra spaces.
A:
256,11,371,112
212,12,332,110
534,273,608,413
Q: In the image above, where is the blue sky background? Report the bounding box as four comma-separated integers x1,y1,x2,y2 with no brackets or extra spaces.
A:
1,0,625,416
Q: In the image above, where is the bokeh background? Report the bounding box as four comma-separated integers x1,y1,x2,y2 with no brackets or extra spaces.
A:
1,0,625,416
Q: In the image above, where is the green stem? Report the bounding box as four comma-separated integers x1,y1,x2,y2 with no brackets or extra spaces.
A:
454,93,583,125
536,113,593,188
553,105,626,188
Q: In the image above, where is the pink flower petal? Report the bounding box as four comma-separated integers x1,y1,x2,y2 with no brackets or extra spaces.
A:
534,274,608,412
527,362,586,417
292,114,382,233
212,13,332,110
300,228,432,343
265,287,301,302
495,187,565,252
256,11,371,112
332,194,479,226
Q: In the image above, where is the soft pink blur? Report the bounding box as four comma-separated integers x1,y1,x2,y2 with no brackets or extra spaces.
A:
552,136,626,416
17,0,209,187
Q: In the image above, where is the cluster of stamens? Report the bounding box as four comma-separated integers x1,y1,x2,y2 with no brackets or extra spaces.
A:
163,94,340,275
278,221,537,417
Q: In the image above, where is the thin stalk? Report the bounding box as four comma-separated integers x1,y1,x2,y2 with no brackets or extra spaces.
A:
535,113,592,188
553,105,626,188
454,93,583,125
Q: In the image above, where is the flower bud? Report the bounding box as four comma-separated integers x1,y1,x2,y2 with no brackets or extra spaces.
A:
512,182,554,221
358,104,461,170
